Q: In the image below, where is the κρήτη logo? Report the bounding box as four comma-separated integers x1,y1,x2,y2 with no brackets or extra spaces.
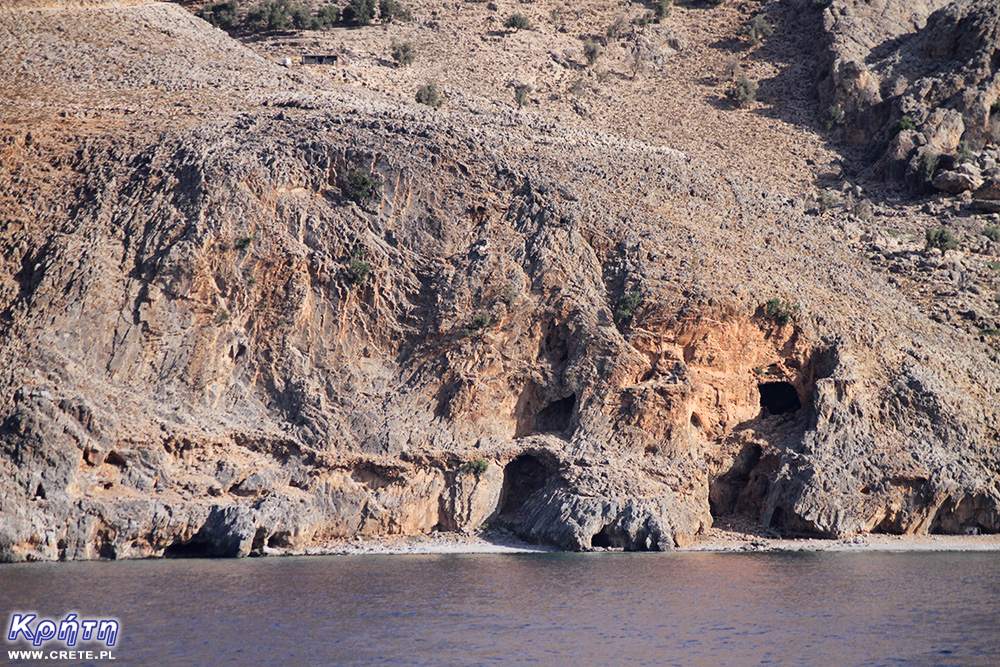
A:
6,613,119,648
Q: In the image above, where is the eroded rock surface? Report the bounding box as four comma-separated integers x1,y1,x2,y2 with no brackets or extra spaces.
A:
0,1,999,561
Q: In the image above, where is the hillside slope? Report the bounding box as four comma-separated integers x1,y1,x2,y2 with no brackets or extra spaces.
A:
0,0,998,560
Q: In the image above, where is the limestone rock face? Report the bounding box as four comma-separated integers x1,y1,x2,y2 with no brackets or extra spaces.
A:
817,0,1000,179
0,2,998,561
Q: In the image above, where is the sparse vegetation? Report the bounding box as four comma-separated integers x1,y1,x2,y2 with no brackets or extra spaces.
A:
462,459,490,476
605,15,627,39
313,4,341,29
215,309,230,325
379,0,412,23
984,225,1000,243
197,0,239,29
745,15,773,46
925,226,958,253
514,84,532,109
506,13,530,31
988,261,1000,273
464,311,491,337
821,104,844,130
890,114,917,138
853,198,874,221
614,290,642,325
726,74,757,108
345,168,380,202
235,235,254,250
416,81,442,107
391,41,415,67
955,140,974,163
343,0,376,25
655,0,674,21
915,150,940,191
347,245,371,286
816,189,841,213
245,0,312,31
764,298,798,326
502,281,517,305
583,41,602,66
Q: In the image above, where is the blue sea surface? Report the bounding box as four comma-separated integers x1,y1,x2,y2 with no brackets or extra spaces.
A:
2,551,999,666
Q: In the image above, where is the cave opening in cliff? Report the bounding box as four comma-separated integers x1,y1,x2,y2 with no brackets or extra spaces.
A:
590,524,616,548
499,454,550,520
535,394,576,435
758,382,801,415
163,540,215,558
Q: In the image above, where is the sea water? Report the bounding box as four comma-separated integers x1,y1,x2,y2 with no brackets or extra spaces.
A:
2,551,999,666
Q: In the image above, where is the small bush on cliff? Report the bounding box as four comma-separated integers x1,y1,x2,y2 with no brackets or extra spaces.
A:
821,104,844,130
347,246,371,285
983,225,1000,243
583,41,602,66
744,15,772,46
391,42,416,67
462,459,490,476
514,84,532,109
198,0,239,29
765,298,798,326
416,82,442,107
890,115,916,138
925,226,958,253
726,75,757,108
915,150,940,191
464,311,491,337
346,169,380,202
506,13,530,31
235,235,254,250
614,290,642,325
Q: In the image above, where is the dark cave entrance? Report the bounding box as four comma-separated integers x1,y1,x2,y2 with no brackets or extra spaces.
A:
590,524,616,548
499,454,550,520
535,394,576,434
758,382,801,415
163,540,215,558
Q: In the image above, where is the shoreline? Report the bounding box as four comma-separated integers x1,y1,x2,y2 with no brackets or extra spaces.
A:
268,529,1000,558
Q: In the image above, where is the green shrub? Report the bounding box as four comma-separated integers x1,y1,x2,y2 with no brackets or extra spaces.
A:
464,311,491,337
955,140,974,163
915,150,940,191
346,169,380,202
583,41,602,66
988,261,1000,272
416,82,442,107
726,74,757,108
343,0,376,25
605,15,627,39
925,226,958,253
764,298,799,326
614,290,642,325
821,104,844,129
506,13,530,31
197,0,239,29
347,246,371,286
983,225,1000,243
245,0,312,31
514,84,532,109
391,41,416,66
461,459,490,476
313,4,340,29
655,0,674,20
235,235,254,250
745,15,773,46
816,189,840,213
379,0,412,22
890,114,917,138
502,281,517,305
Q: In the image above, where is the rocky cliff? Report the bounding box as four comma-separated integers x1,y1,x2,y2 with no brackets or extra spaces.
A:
1,0,999,561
